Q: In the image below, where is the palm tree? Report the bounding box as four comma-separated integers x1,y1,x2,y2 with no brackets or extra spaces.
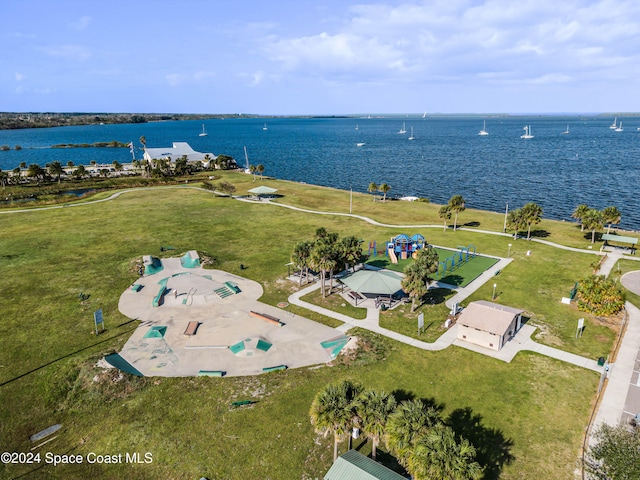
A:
521,202,543,240
48,161,64,184
507,208,527,239
401,247,439,312
407,423,483,480
291,240,314,286
112,160,123,173
73,164,87,180
448,195,466,230
139,135,147,151
386,399,441,468
66,160,74,168
582,208,604,243
572,204,589,231
256,164,265,180
249,164,257,182
438,205,452,231
356,389,397,461
602,206,621,234
26,164,46,184
12,167,21,184
379,183,391,202
368,182,378,202
0,169,8,189
310,242,336,297
309,380,363,462
339,236,363,272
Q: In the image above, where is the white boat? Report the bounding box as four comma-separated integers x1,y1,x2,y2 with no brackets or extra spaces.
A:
199,124,208,137
262,123,268,131
422,111,427,119
521,125,534,139
615,121,623,132
561,125,570,134
398,122,407,134
355,124,359,130
408,126,415,140
478,120,489,136
610,117,618,129
356,142,365,147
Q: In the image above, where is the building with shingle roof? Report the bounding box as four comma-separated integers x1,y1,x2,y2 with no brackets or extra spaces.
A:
456,300,524,351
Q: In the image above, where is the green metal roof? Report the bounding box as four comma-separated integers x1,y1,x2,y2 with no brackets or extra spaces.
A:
324,450,406,480
602,233,638,245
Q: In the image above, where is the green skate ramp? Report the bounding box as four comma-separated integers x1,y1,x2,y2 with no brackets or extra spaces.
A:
321,335,350,359
180,251,200,268
104,353,143,377
144,326,167,338
143,256,164,275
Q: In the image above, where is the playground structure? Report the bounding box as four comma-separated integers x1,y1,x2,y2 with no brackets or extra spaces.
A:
386,233,427,263
437,245,477,279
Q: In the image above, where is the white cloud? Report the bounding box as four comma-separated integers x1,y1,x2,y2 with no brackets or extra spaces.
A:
38,44,91,61
262,0,640,87
69,16,91,31
15,73,25,81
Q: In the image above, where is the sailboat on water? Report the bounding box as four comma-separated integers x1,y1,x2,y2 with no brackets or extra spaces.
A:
561,125,570,135
199,124,208,137
243,146,251,174
408,126,415,140
521,125,534,139
615,121,623,132
478,120,489,136
610,117,618,129
263,123,268,131
398,122,407,134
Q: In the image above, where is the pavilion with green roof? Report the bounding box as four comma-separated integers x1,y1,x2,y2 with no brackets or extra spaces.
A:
324,450,406,480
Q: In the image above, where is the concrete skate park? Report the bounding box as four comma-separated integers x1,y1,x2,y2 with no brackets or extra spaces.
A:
112,251,349,377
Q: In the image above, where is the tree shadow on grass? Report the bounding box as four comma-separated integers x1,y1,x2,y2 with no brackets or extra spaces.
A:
447,407,515,480
438,274,464,287
529,229,550,238
463,221,481,228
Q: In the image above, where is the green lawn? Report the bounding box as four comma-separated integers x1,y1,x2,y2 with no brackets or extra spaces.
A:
0,179,618,479
366,247,499,287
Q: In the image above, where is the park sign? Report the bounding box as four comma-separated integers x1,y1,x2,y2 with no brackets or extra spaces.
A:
94,309,105,335
576,318,584,338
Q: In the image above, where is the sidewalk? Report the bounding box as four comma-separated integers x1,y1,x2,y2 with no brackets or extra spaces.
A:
288,280,602,371
590,302,640,435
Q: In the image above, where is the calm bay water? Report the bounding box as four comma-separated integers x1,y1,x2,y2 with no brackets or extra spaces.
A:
1,115,640,230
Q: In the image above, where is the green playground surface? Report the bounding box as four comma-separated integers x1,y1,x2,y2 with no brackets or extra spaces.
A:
365,247,499,288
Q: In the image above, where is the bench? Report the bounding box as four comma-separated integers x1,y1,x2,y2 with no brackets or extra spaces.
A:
198,370,225,377
183,321,200,336
249,311,284,327
262,365,287,373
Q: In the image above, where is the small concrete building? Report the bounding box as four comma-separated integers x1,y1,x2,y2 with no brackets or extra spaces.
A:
456,300,524,351
143,142,215,166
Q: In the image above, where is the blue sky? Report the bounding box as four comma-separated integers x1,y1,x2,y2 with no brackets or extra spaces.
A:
3,0,640,115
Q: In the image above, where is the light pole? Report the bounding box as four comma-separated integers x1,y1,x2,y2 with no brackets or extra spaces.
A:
503,202,509,232
508,243,512,258
492,283,497,300
350,187,353,214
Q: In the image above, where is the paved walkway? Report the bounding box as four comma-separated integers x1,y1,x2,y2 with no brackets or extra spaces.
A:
288,280,602,372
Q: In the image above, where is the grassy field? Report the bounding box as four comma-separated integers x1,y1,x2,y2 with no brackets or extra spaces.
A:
0,176,623,479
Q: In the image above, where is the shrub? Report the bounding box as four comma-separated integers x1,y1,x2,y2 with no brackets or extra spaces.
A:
576,275,625,316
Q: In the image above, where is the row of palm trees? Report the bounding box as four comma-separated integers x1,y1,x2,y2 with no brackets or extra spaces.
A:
506,202,543,240
368,182,392,202
572,204,621,243
290,228,363,297
309,379,482,479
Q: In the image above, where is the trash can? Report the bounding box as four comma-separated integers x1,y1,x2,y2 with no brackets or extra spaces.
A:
597,357,605,366
381,304,387,311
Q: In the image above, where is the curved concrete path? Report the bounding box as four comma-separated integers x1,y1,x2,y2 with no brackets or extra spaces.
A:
288,280,601,372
